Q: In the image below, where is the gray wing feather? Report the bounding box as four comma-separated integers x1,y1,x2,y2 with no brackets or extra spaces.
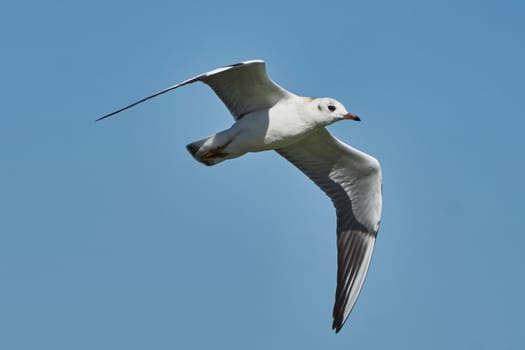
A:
97,60,290,121
276,128,382,332
200,60,291,119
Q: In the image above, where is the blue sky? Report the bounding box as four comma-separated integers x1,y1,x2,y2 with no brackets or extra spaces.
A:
1,0,524,349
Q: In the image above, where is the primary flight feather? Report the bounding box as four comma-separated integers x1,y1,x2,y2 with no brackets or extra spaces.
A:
98,60,383,332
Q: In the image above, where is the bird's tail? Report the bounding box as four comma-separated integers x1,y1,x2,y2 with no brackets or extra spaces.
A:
186,135,226,166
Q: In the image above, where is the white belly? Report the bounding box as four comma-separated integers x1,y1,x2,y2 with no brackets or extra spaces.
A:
228,104,317,153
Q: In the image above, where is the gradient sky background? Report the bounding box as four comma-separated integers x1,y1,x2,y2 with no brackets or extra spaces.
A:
1,0,524,349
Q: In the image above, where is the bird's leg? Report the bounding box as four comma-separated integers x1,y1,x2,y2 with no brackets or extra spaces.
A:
201,140,232,159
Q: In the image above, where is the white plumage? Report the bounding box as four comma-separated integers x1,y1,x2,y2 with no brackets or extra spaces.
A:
98,60,383,332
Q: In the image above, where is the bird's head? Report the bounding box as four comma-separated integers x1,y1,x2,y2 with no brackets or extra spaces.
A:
311,97,360,126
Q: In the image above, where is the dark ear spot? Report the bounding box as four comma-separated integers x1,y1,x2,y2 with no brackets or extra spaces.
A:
317,104,322,111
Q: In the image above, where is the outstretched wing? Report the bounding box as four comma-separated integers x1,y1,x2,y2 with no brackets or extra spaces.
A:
276,128,382,333
97,60,292,121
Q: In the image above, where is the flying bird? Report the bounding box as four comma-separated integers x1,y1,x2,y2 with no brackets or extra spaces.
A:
98,60,383,332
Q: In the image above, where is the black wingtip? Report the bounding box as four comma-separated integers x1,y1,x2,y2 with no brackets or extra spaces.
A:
95,112,117,122
95,104,134,122
95,82,188,123
332,320,343,333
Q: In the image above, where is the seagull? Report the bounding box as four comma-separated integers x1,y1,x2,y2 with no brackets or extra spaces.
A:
98,60,382,333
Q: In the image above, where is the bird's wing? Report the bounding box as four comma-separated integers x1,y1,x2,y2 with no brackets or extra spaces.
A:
97,60,292,121
198,60,292,119
276,127,382,333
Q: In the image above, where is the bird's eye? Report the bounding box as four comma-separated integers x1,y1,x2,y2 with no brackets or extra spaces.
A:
328,105,336,112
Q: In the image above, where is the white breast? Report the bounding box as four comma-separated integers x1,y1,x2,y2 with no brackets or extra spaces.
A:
230,98,317,152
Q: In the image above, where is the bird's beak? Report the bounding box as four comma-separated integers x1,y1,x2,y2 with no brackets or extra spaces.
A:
342,112,361,121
